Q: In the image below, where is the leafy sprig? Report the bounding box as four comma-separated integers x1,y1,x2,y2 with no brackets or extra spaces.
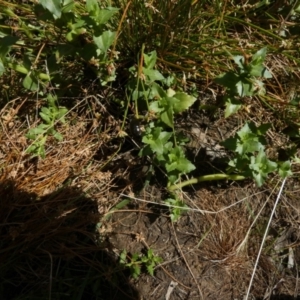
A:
26,95,68,158
119,249,162,279
215,47,272,117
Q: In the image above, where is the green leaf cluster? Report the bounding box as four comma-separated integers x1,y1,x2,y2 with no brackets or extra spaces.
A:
0,0,118,90
128,50,196,185
215,47,272,117
26,95,67,158
0,0,119,159
165,196,189,222
119,249,162,279
222,122,292,186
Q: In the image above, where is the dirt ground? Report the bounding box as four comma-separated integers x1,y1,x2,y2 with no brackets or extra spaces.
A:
106,180,300,299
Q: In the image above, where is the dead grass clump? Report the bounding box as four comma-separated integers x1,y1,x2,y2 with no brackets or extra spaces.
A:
0,96,115,197
186,186,283,298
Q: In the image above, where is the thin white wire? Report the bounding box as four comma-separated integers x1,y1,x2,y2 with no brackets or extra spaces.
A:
244,177,287,300
120,189,268,215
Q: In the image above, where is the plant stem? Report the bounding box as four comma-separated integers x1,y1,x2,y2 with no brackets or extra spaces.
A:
168,173,247,191
134,44,145,118
8,63,50,80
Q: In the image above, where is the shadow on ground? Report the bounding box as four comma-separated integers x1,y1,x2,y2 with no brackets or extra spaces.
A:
0,179,139,300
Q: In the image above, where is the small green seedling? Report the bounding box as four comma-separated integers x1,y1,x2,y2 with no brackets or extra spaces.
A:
215,47,272,117
222,122,292,186
119,248,162,279
26,94,68,158
165,196,189,222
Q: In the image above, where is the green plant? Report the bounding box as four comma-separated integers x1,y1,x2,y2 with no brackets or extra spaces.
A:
0,0,119,158
119,248,162,279
126,49,198,220
165,196,189,222
168,122,293,191
222,122,292,187
127,49,197,186
215,47,272,118
26,94,68,158
167,47,294,192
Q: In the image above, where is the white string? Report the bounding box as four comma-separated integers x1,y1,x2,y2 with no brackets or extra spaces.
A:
244,177,287,300
120,189,268,215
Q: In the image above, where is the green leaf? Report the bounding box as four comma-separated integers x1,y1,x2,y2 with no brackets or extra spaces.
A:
256,123,271,135
93,30,116,54
26,136,47,159
221,136,237,151
160,106,174,128
119,250,127,264
26,144,39,155
53,131,63,141
0,35,19,59
236,78,253,97
154,255,163,264
149,82,167,99
233,55,245,69
26,127,46,139
23,73,39,91
166,156,195,173
236,123,265,154
249,48,272,78
166,147,195,173
249,151,277,187
39,0,62,19
40,112,51,124
143,68,164,82
215,71,239,91
0,59,5,76
165,197,188,222
131,253,139,262
41,106,51,114
166,88,176,97
228,156,251,174
224,97,242,117
251,47,267,65
95,7,119,24
249,64,267,77
61,0,74,13
147,249,154,258
149,101,163,114
47,94,57,107
172,92,197,113
146,264,154,276
142,128,173,155
131,265,141,279
86,0,98,14
143,51,157,69
70,19,86,31
56,107,68,122
278,161,292,178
